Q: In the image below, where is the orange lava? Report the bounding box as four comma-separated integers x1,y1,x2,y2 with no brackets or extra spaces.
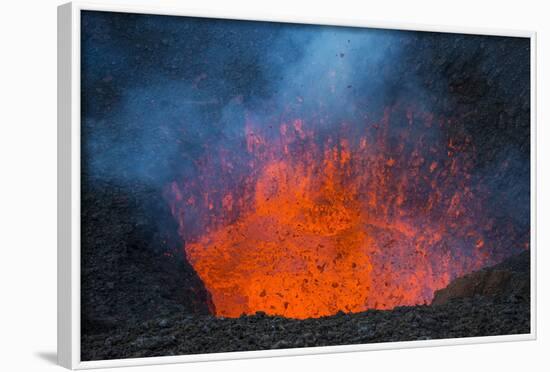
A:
169,107,495,319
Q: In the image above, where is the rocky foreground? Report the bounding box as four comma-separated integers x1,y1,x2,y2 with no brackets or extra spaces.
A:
82,250,530,361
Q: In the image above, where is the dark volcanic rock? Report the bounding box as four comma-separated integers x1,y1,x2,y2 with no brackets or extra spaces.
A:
82,294,530,361
432,250,530,306
81,251,531,361
81,180,212,336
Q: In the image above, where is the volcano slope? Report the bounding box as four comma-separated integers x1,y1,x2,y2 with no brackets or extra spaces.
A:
81,250,530,361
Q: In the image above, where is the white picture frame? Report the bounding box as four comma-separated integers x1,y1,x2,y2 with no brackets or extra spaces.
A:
58,1,537,369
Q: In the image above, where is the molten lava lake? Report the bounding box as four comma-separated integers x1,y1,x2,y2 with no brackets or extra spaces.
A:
167,110,526,320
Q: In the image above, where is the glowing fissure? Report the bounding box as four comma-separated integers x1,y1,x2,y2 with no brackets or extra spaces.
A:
167,104,519,319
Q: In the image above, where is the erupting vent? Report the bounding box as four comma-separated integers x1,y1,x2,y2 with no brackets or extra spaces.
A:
167,103,523,319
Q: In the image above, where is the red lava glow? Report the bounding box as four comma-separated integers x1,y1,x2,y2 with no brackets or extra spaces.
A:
167,104,510,319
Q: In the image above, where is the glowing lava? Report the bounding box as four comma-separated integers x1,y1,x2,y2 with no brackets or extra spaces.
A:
167,106,513,319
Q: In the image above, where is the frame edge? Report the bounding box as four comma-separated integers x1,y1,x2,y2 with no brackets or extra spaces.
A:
58,2,75,370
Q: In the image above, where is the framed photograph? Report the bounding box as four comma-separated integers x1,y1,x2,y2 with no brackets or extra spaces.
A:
58,1,536,369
